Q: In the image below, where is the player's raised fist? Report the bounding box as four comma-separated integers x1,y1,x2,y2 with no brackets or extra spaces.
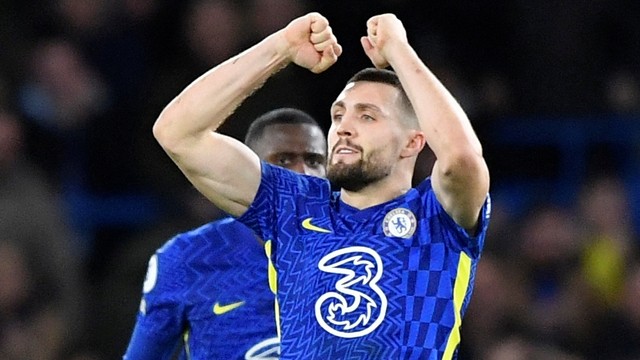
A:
360,13,408,69
277,12,342,74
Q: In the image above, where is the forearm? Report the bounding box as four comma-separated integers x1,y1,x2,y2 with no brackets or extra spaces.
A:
153,31,291,151
387,44,482,162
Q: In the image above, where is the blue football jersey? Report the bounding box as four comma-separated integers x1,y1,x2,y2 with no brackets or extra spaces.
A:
123,218,278,360
237,163,491,360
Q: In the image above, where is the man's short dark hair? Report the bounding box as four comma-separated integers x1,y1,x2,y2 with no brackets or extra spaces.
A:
347,67,402,89
347,68,416,124
244,108,320,149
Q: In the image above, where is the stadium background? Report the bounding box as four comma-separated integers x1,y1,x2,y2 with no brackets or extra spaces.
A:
0,0,639,359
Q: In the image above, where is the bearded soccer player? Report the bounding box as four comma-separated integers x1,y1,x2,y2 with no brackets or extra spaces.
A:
153,12,490,360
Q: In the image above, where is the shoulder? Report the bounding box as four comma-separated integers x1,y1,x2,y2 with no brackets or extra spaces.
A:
142,218,250,295
162,217,247,247
261,162,332,196
153,218,243,264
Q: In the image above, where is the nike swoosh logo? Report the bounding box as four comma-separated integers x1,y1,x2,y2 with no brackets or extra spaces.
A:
213,301,245,315
301,217,331,233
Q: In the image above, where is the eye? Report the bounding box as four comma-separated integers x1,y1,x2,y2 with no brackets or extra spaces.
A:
276,155,292,165
331,113,343,122
362,114,375,121
305,155,326,168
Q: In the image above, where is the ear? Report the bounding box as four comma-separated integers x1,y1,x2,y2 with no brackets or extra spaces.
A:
400,130,425,158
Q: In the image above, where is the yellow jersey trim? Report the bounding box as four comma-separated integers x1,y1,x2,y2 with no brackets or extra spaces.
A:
182,329,191,360
264,240,281,339
443,252,472,359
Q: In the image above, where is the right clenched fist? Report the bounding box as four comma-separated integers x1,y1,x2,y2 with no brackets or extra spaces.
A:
278,12,342,74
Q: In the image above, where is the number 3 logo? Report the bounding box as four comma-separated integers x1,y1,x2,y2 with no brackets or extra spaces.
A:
314,246,387,338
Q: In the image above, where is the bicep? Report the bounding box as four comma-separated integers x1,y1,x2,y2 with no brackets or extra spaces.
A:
166,131,262,217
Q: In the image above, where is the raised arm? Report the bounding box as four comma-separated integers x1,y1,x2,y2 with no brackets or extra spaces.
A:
153,13,341,216
360,14,489,231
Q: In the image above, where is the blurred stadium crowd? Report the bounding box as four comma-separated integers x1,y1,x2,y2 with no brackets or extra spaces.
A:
0,0,639,359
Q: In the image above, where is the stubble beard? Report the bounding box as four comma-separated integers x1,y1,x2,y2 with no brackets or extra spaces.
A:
327,150,390,192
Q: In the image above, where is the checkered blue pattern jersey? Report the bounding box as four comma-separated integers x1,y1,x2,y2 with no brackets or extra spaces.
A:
237,162,491,360
123,218,278,360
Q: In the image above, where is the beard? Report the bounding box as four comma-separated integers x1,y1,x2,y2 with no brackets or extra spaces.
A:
327,150,391,192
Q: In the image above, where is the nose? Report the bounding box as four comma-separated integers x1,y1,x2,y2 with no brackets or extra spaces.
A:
288,159,307,175
335,114,356,138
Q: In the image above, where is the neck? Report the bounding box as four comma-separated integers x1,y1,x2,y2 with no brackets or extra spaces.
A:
339,175,412,210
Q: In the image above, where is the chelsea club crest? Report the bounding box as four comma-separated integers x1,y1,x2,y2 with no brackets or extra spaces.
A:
382,208,417,238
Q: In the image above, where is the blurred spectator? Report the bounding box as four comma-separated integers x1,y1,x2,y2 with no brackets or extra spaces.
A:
17,37,109,186
55,0,154,108
183,0,246,70
247,0,308,39
602,0,640,115
577,175,639,307
483,335,584,360
0,240,64,360
459,253,528,359
606,69,640,114
461,202,610,359
16,35,163,279
516,204,597,355
0,107,85,359
54,0,113,36
590,262,640,359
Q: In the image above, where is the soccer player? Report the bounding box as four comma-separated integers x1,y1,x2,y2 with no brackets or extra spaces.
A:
153,12,491,360
124,108,327,360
